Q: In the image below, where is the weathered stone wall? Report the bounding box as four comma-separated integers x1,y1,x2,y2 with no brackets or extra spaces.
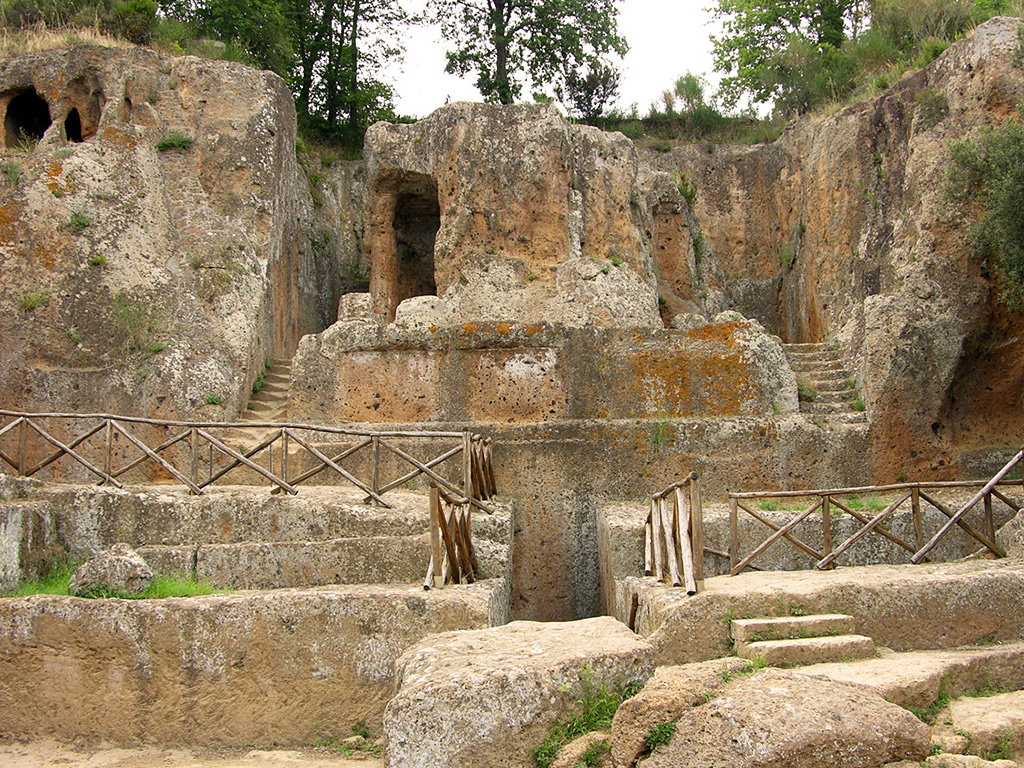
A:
623,559,1024,665
0,583,503,746
291,317,797,425
361,102,677,328
0,46,338,422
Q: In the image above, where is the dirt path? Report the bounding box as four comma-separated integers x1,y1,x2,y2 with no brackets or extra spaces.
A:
0,741,382,768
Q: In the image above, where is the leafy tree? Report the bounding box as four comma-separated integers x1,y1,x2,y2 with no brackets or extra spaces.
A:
284,0,407,143
710,0,866,112
559,61,620,123
430,0,628,105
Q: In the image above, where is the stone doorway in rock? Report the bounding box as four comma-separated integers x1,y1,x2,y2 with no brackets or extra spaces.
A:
392,173,440,312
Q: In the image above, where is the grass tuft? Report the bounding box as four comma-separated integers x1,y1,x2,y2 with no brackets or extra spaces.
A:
644,721,677,750
534,668,643,768
157,132,193,151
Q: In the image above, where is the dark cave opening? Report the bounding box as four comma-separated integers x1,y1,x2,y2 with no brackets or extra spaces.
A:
4,88,52,147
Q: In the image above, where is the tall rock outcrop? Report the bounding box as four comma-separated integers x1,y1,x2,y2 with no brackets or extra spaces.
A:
360,102,681,328
0,45,340,420
649,16,1024,479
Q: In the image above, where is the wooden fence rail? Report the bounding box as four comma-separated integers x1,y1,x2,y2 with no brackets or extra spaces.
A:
727,448,1023,575
645,471,705,594
0,410,496,513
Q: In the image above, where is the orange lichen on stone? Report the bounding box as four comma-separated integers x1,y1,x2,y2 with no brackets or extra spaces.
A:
628,343,757,417
496,323,513,334
525,325,542,337
45,162,63,193
687,321,744,345
0,201,20,244
461,322,479,334
101,127,137,151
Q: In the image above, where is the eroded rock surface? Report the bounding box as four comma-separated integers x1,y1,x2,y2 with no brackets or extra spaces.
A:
383,617,654,768
68,542,152,595
637,668,930,768
0,45,340,426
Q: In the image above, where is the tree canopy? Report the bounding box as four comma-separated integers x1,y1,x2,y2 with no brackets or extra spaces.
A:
430,0,627,105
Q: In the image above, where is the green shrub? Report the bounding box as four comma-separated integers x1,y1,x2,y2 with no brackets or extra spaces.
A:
156,131,193,151
89,254,107,267
797,379,817,402
1,160,20,186
677,172,697,207
645,721,677,750
204,394,224,405
947,113,1024,308
109,291,160,353
533,669,643,768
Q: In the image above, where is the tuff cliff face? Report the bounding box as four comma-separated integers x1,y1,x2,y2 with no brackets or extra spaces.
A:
2,18,1022,487
649,17,1024,480
0,45,338,420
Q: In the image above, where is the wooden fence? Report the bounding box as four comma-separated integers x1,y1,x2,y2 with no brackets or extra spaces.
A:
727,448,1023,575
424,485,479,589
0,410,496,513
645,471,705,594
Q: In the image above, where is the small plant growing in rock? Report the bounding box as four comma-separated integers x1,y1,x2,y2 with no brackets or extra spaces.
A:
89,255,107,267
677,172,697,206
1,160,20,186
650,419,671,448
156,132,193,151
527,271,540,281
20,290,49,311
533,668,642,768
109,292,161,354
796,379,817,403
144,342,166,358
69,211,92,231
204,394,224,405
644,720,677,750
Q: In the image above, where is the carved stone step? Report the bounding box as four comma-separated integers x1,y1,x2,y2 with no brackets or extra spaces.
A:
731,614,856,644
736,634,876,666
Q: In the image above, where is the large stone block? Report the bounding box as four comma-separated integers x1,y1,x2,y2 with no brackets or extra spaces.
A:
383,617,654,768
637,668,930,768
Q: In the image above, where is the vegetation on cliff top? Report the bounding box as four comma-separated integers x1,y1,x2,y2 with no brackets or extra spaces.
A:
947,107,1024,308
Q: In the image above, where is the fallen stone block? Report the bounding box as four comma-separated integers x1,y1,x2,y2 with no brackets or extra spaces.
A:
383,617,654,768
637,668,930,768
68,543,153,596
610,657,750,768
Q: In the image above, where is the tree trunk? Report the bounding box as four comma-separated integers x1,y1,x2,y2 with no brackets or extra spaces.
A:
492,0,512,104
348,0,361,132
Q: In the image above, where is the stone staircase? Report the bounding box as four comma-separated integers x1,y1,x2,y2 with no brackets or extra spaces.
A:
241,358,292,424
731,613,876,666
219,358,292,450
783,342,866,423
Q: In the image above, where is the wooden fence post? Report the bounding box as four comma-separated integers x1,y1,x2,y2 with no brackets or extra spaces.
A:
429,485,443,589
462,432,473,500
911,486,923,550
18,417,26,476
371,435,380,505
821,495,832,566
728,496,739,575
687,475,704,589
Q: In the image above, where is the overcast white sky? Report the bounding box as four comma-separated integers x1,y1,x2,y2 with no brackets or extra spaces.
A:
384,1,721,119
